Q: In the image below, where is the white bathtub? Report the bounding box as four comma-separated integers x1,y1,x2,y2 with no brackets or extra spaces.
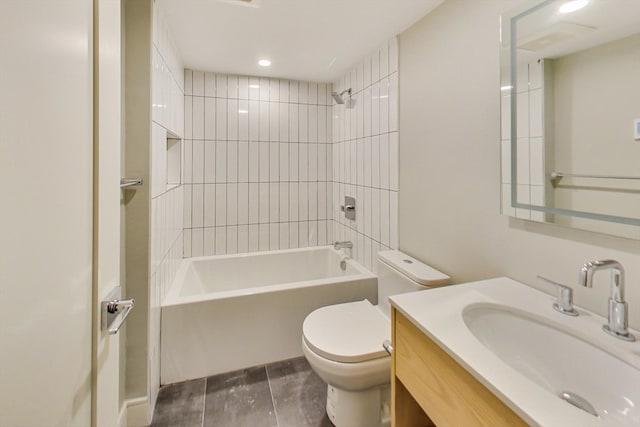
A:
160,246,377,384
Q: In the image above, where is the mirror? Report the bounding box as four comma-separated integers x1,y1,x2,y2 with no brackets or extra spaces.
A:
500,0,640,239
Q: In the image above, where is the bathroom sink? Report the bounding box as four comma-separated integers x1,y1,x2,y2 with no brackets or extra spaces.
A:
463,303,640,425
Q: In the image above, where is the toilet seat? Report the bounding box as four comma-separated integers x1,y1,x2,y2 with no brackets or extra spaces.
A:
303,300,389,363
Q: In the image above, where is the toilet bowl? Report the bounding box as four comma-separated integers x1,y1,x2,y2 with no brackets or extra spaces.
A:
302,250,450,427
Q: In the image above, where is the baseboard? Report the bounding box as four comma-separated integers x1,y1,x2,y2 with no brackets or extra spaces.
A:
125,396,149,427
118,401,128,427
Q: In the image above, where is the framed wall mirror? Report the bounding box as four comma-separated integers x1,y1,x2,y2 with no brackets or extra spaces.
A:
500,0,640,239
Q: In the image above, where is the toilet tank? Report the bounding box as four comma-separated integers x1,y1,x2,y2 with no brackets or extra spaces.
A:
376,251,450,317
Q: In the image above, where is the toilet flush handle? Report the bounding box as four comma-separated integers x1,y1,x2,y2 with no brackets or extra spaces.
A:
382,340,393,356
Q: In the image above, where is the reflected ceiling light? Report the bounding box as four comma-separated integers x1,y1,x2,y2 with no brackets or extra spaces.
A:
238,109,249,114
258,59,271,67
558,0,588,14
249,84,260,89
500,85,513,91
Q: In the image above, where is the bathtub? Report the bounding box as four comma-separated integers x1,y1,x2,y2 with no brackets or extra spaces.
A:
160,246,377,384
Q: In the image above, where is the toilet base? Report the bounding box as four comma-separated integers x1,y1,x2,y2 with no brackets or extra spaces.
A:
325,383,390,427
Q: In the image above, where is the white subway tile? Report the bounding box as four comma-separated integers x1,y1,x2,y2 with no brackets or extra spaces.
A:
309,221,318,246
309,182,318,221
289,104,299,143
228,99,239,141
227,183,238,226
289,81,299,103
529,88,543,138
308,144,318,181
269,79,279,102
215,184,227,226
270,183,279,222
279,104,289,142
184,70,193,96
216,74,228,98
318,183,327,220
238,183,249,225
204,184,215,227
299,82,308,103
279,223,290,250
193,71,204,96
226,226,238,254
259,101,269,141
269,142,279,182
215,227,227,255
279,143,289,181
308,82,318,105
259,223,270,250
192,184,204,228
318,106,327,143
249,183,259,223
308,105,318,143
288,222,298,249
184,97,193,139
530,138,544,186
299,143,308,181
238,141,249,183
238,76,249,100
269,102,280,142
317,144,327,181
216,98,227,140
227,75,238,99
389,132,398,191
204,98,216,140
279,183,289,222
249,224,259,252
380,134,389,189
299,221,309,247
371,83,380,136
227,140,238,183
191,228,204,257
389,73,398,132
249,77,260,100
517,92,529,139
380,190,390,246
299,104,308,142
380,78,389,133
259,143,269,182
371,188,380,241
204,72,216,97
191,140,204,184
289,143,299,181
364,236,372,270
259,183,269,223
517,138,530,185
249,100,259,141
299,182,308,220
193,97,204,140
237,225,249,253
204,227,215,256
318,83,327,105
215,141,227,182
184,185,193,229
289,183,299,221
371,136,380,188
268,223,279,249
248,141,259,182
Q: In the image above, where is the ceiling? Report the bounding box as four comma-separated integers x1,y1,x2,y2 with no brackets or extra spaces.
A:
157,0,443,83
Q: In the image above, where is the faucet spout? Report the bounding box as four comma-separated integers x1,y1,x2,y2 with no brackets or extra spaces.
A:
579,259,634,341
580,259,624,302
333,241,353,250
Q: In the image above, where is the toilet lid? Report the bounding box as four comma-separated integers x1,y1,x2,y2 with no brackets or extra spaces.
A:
302,300,389,363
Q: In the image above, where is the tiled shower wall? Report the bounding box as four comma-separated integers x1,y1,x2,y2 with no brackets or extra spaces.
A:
183,72,333,256
149,0,184,417
500,59,544,221
332,37,399,272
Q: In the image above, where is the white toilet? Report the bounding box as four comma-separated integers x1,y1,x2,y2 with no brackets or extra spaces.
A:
302,250,450,427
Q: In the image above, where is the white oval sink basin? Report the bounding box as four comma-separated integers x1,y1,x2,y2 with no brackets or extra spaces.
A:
463,303,640,426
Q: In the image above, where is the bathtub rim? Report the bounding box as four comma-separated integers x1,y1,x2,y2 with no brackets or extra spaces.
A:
163,245,375,307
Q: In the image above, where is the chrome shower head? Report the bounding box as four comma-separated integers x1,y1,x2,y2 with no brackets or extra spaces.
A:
331,88,352,104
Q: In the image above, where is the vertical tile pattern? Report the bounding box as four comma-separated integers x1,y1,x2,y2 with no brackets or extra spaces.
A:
331,37,399,272
184,72,333,256
150,2,185,417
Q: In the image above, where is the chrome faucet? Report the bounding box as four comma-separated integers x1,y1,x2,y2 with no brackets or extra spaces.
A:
333,241,353,250
579,260,635,342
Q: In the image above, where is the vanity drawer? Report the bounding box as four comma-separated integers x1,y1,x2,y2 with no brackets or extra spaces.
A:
392,309,527,427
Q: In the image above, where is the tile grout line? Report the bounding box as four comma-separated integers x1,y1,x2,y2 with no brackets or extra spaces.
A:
201,377,207,427
264,365,280,427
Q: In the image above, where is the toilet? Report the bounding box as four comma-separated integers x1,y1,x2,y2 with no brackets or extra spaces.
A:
302,250,450,427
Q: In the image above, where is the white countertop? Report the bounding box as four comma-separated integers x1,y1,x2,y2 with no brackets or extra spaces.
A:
389,277,640,427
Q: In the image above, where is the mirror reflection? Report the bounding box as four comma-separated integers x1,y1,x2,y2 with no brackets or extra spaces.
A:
501,0,640,239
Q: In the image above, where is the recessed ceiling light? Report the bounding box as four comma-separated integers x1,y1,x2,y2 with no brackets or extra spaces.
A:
558,0,588,14
258,59,271,67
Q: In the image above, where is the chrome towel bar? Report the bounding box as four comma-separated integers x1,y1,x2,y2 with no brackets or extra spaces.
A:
120,178,143,188
551,172,640,181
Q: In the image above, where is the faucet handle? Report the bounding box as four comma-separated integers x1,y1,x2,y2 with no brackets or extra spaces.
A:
537,276,579,316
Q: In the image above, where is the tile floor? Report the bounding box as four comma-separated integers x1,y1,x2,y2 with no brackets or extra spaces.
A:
151,357,333,427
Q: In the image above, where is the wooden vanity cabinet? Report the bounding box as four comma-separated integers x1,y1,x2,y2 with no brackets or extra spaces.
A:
390,308,528,427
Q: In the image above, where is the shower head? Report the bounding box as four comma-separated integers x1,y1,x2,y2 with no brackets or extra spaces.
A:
331,88,352,104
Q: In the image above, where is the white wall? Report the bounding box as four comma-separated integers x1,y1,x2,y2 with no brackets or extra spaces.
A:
182,72,333,256
332,38,399,273
399,0,640,329
149,0,184,419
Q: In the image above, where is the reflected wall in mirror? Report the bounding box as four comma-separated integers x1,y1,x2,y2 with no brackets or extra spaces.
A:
500,0,640,239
